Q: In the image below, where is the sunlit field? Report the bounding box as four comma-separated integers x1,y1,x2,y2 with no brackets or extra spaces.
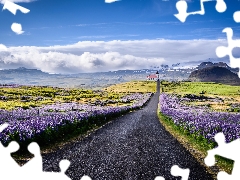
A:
105,81,157,93
159,81,240,174
0,81,156,152
0,81,156,110
161,81,240,112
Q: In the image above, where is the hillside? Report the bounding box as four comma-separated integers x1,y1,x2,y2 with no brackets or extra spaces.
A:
197,62,239,73
188,66,240,85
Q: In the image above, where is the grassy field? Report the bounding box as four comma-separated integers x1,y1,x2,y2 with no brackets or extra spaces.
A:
0,85,97,110
0,81,156,161
161,81,240,96
161,81,240,112
159,81,240,176
104,80,156,93
0,81,156,110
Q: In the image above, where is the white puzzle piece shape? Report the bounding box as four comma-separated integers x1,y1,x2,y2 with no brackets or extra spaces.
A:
174,0,227,23
215,27,240,77
171,165,190,180
233,11,240,23
154,165,190,180
2,0,30,15
0,123,9,132
105,0,120,3
0,123,92,180
154,176,165,180
2,0,30,34
21,142,43,174
204,132,240,180
0,123,22,179
11,22,24,34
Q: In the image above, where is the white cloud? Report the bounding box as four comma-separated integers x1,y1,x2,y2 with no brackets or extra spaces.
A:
0,39,228,74
0,44,7,51
105,0,120,3
0,0,35,3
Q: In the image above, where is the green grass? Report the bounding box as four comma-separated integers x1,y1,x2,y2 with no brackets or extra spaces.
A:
0,86,96,110
7,81,156,163
104,80,157,94
158,81,237,176
158,112,234,177
161,81,240,112
161,81,240,96
0,81,157,110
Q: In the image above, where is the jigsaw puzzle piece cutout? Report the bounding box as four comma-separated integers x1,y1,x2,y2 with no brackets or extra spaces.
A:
215,45,228,59
233,11,240,23
154,176,165,180
216,28,232,59
0,123,22,179
2,0,30,15
21,142,43,173
171,165,190,180
205,132,234,166
0,123,9,132
0,142,23,179
59,159,71,174
154,165,189,180
41,160,91,180
11,22,24,35
217,171,236,180
80,175,92,180
204,132,240,179
216,27,240,77
174,0,188,23
175,0,226,23
105,0,120,3
215,0,227,13
0,141,20,168
2,0,30,34
0,124,78,180
40,160,71,180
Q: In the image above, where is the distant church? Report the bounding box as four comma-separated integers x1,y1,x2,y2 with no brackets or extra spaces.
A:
147,71,159,81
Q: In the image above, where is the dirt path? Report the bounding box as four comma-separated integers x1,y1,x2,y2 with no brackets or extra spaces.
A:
42,83,214,180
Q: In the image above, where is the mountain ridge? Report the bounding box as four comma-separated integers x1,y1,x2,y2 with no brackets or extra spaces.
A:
188,66,240,85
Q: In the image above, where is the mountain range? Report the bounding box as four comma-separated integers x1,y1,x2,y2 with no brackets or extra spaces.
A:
0,60,239,88
188,66,240,85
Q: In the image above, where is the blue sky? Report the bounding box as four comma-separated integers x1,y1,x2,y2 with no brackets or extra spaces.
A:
1,0,240,46
0,0,239,73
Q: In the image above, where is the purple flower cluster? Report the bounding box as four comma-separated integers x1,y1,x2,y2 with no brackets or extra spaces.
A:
0,96,7,100
0,93,152,144
159,93,240,143
121,93,146,103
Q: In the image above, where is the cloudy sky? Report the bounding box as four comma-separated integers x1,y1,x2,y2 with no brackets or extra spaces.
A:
0,0,239,74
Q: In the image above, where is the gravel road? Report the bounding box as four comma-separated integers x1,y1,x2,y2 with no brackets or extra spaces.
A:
42,84,214,180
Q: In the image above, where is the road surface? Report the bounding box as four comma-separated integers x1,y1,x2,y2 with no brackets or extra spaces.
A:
42,82,213,180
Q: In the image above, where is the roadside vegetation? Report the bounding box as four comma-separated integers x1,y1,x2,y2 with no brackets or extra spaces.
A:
161,81,240,112
159,81,239,176
0,81,156,110
0,81,156,160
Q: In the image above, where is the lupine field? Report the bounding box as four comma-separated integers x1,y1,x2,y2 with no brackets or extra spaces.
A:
159,81,240,144
158,81,240,172
159,93,240,143
0,81,155,148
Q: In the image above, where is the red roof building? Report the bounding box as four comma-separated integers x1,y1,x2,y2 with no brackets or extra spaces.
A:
147,71,159,81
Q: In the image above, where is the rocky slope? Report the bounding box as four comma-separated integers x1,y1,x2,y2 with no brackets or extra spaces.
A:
197,62,239,73
188,66,240,85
